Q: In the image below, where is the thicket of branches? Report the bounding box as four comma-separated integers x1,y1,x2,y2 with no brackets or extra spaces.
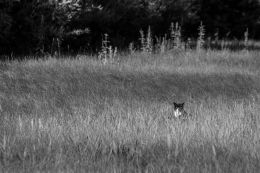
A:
0,0,259,55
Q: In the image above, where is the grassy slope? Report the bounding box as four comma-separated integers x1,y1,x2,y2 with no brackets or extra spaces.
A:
0,50,259,172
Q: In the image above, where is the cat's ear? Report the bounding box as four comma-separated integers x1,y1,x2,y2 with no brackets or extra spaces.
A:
181,103,185,107
173,102,177,107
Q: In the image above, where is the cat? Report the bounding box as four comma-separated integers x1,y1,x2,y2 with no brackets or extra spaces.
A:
172,102,192,120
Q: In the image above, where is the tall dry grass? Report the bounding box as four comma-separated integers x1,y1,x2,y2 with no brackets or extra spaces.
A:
0,49,259,172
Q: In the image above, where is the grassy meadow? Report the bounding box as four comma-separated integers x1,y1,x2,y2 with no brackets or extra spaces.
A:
0,49,259,172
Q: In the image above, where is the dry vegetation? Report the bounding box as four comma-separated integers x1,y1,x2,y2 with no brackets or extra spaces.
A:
0,49,259,172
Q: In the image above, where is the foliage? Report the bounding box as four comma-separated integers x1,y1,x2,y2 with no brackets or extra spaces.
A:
198,0,260,39
0,0,94,54
0,2,13,53
0,0,259,55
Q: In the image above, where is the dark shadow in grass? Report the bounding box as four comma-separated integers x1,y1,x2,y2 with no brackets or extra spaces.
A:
104,141,260,173
2,68,258,116
3,140,260,172
103,71,259,102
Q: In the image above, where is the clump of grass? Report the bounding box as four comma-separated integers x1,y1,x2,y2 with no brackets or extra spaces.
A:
139,26,153,54
197,22,205,52
128,42,135,55
170,22,182,50
244,28,249,53
98,34,118,64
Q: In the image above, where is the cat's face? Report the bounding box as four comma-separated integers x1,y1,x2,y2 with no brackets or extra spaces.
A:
173,102,185,118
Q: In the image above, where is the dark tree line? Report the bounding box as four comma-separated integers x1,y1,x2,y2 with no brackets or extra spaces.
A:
0,0,259,55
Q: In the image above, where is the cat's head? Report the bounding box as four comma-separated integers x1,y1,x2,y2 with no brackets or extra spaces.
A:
173,102,185,117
